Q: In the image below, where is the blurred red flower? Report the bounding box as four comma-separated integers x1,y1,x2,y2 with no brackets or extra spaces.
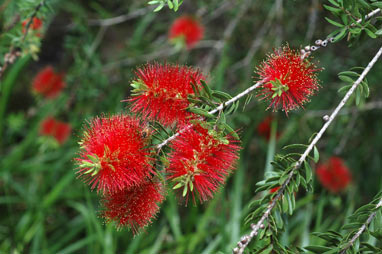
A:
257,116,280,141
76,115,154,194
270,186,280,193
32,66,65,99
129,63,205,127
40,116,71,144
316,157,352,193
255,45,320,113
102,180,164,233
22,17,43,35
167,124,240,203
169,16,204,48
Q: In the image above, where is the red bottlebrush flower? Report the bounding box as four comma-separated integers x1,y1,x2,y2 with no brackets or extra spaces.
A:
39,116,71,144
270,186,280,193
76,115,154,193
169,16,204,48
255,45,321,113
167,124,240,203
32,66,65,99
128,63,205,127
22,17,43,34
40,116,56,136
316,157,352,193
54,121,72,144
102,180,164,233
257,116,280,141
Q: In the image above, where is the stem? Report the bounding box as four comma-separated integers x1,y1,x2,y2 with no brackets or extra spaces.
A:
340,197,382,254
301,8,381,59
233,45,382,254
0,0,46,80
156,81,263,150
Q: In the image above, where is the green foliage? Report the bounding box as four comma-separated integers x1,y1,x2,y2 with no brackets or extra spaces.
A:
147,0,183,12
337,68,370,106
304,192,382,254
324,0,382,43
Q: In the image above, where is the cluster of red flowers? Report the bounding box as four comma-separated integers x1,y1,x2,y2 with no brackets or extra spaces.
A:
74,42,324,232
76,115,164,231
40,116,71,144
169,15,204,49
255,45,321,113
32,66,65,99
33,66,70,145
22,17,43,36
316,157,352,193
75,62,242,232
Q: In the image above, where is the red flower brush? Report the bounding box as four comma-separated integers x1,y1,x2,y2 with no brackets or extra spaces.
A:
102,180,164,233
167,124,240,203
257,116,280,141
128,63,205,127
255,45,321,113
316,156,352,193
76,115,154,194
22,17,43,34
40,116,71,144
32,66,65,99
169,16,204,48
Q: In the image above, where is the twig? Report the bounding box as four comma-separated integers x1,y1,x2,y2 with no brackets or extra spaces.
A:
301,8,381,59
333,109,358,155
202,0,252,73
104,40,219,72
305,0,319,42
88,6,153,26
233,45,382,254
304,100,382,117
0,0,47,80
231,1,278,71
340,197,382,254
156,81,264,150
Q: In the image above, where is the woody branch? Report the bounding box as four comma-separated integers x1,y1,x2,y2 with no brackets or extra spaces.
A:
233,45,382,254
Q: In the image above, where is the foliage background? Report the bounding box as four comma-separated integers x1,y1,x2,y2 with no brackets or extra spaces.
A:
0,0,382,253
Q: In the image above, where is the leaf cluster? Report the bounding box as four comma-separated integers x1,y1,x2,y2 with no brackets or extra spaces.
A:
147,0,183,12
187,79,240,139
304,192,382,254
324,0,382,43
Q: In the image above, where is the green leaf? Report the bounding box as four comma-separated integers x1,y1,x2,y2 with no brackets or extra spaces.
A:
338,75,354,83
182,184,188,197
313,146,319,163
222,123,239,140
188,107,215,118
304,160,313,183
355,86,361,105
328,0,340,7
325,17,344,27
375,29,382,36
323,4,342,14
167,0,173,9
304,245,334,253
200,80,212,99
338,71,359,77
365,28,377,38
334,27,347,42
173,182,183,189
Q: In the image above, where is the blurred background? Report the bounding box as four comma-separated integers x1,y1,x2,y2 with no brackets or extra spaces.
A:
1,0,382,253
